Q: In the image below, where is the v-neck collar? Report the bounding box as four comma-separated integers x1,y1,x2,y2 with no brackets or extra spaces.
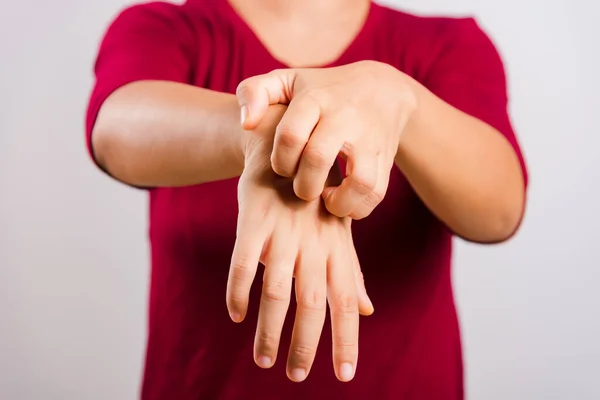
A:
214,0,381,69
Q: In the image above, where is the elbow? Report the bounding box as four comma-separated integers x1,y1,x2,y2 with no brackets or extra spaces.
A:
463,191,527,245
91,114,144,187
483,204,525,243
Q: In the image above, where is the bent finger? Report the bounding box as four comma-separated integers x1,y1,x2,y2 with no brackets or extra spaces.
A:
271,95,321,177
323,148,379,218
294,118,345,201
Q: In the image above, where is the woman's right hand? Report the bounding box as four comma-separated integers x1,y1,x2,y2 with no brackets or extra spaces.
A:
226,105,374,383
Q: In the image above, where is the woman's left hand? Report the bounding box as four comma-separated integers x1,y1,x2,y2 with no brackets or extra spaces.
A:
236,61,417,219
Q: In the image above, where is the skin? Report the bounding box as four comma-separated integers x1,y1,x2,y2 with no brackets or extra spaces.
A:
237,61,526,242
229,107,366,381
93,0,526,384
92,83,372,383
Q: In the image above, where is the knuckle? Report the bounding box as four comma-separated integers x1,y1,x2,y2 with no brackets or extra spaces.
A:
231,259,253,281
269,68,286,76
232,258,252,272
257,330,279,351
228,292,247,307
350,171,377,194
303,145,330,170
262,280,290,303
290,343,317,358
276,125,305,149
372,187,386,202
333,339,358,354
332,292,358,314
297,291,327,312
361,188,386,214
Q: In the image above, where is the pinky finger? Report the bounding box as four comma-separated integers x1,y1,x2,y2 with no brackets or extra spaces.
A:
348,234,373,316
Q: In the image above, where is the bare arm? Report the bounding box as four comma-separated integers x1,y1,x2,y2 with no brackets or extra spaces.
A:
395,80,526,243
92,80,245,187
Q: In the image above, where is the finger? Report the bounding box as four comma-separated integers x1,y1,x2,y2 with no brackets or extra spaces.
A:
226,217,267,323
294,118,345,201
271,95,321,177
286,249,327,382
348,155,390,220
236,69,297,130
323,147,379,219
254,232,297,369
348,231,373,316
327,245,359,382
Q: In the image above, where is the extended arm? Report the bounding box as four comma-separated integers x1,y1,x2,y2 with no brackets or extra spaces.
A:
93,81,245,187
395,78,525,243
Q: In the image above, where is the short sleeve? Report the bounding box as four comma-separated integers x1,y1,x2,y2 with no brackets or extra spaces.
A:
423,18,528,186
85,2,197,166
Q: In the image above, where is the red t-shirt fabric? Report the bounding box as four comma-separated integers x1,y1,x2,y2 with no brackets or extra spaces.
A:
86,1,527,399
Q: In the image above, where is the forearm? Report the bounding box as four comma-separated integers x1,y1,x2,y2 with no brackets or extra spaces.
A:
395,81,526,242
92,80,245,187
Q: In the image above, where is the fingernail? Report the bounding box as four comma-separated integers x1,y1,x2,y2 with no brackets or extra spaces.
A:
257,356,272,368
290,368,307,382
339,363,354,381
230,312,241,322
240,105,248,125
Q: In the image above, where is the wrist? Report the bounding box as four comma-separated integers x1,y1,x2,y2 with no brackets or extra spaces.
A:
394,75,426,161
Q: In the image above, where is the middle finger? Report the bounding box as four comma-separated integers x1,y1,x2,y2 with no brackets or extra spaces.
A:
327,241,359,382
254,229,298,369
286,246,328,382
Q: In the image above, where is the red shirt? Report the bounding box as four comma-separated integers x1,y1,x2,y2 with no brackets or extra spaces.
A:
86,1,527,399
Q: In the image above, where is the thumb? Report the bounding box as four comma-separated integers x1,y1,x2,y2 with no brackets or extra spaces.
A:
235,69,297,130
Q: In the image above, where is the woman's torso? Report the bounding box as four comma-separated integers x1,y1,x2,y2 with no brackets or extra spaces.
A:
143,1,461,399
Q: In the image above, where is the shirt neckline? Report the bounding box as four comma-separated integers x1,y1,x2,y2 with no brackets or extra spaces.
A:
215,0,381,69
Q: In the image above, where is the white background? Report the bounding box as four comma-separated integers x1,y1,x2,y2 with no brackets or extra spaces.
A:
1,0,598,399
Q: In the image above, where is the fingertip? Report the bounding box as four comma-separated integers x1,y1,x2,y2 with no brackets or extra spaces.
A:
293,179,321,202
229,310,244,323
359,304,374,317
271,153,295,178
338,363,355,382
256,356,273,369
323,196,347,218
288,368,308,383
358,293,374,316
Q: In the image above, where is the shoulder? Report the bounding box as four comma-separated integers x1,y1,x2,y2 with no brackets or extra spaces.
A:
108,1,190,26
105,1,225,37
373,4,503,81
98,1,232,59
375,3,492,42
